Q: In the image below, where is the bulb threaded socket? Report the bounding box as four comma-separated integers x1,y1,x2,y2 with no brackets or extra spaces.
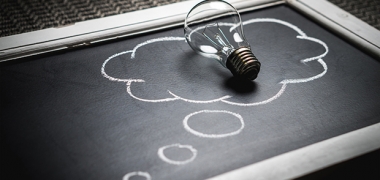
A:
226,47,261,80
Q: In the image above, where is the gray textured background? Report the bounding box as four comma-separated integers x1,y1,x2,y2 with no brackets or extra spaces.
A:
329,0,380,29
0,0,187,37
0,0,379,37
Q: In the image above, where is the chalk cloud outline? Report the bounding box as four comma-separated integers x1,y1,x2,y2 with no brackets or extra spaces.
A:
122,171,151,180
157,143,198,165
183,110,244,138
101,18,328,106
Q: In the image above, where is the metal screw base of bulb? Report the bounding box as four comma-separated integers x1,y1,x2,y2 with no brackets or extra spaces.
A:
226,47,261,80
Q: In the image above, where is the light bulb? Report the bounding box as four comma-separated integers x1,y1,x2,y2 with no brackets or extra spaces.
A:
184,0,261,80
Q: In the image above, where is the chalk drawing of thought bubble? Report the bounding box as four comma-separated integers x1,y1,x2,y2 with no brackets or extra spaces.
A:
101,18,328,107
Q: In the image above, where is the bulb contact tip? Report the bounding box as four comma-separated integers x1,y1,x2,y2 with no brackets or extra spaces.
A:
226,47,261,80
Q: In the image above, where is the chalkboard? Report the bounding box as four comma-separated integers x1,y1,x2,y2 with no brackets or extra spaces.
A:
1,5,380,180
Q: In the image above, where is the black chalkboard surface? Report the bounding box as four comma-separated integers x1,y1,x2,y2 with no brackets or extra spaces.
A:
1,5,380,180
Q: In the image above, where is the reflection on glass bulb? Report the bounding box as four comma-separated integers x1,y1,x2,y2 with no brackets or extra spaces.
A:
184,0,261,80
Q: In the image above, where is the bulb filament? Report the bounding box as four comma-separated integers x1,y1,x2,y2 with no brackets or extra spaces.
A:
202,23,234,55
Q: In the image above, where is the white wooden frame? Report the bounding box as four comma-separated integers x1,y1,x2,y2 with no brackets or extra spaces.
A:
0,0,283,62
288,0,380,59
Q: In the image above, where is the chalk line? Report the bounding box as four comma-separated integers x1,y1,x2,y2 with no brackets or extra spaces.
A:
101,50,145,83
280,59,327,84
158,144,197,165
183,110,244,138
168,91,232,104
297,36,329,63
123,171,151,180
101,18,329,106
126,81,179,103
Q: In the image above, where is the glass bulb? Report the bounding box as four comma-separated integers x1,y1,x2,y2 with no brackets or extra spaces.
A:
184,0,261,80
